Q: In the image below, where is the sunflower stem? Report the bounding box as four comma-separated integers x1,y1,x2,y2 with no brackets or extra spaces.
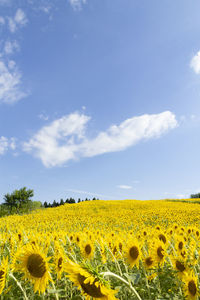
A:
49,275,59,300
102,271,142,300
9,273,29,300
141,262,151,299
107,248,123,276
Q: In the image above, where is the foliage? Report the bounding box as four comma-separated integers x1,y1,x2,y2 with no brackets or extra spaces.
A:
190,192,200,198
43,197,99,208
2,187,41,216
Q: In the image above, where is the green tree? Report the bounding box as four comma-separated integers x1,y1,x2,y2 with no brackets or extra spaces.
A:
52,200,57,207
191,193,200,198
60,199,64,205
3,187,34,214
3,193,17,213
14,187,34,209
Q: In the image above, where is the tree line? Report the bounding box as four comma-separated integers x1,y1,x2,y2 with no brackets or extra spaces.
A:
43,197,99,208
190,193,200,198
1,187,99,216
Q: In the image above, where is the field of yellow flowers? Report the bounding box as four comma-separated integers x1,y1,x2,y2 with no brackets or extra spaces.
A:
0,199,200,299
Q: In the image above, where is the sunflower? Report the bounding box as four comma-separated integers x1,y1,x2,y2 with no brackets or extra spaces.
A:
175,236,186,254
167,227,174,236
125,239,141,268
171,254,187,278
75,233,81,245
65,261,117,300
81,241,95,260
0,256,8,295
158,232,167,244
14,243,52,294
53,243,66,280
152,240,166,266
69,233,74,243
182,272,199,300
143,255,155,270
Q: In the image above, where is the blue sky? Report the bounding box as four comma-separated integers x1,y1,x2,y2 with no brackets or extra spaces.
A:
1,0,200,202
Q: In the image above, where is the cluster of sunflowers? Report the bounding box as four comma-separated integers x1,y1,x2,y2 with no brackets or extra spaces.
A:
0,199,199,299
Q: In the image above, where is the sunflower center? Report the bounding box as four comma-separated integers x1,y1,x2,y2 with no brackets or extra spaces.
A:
157,246,164,259
85,244,92,255
145,257,153,266
158,234,166,244
119,243,123,252
178,241,183,250
129,246,139,260
27,254,46,278
0,270,4,281
188,280,197,296
175,260,185,272
113,246,117,255
78,274,104,298
58,257,63,269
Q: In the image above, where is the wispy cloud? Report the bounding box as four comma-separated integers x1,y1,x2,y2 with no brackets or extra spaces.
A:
190,51,200,74
4,40,20,55
8,9,28,33
0,136,16,155
117,185,132,190
69,0,87,10
38,113,49,121
164,192,186,199
0,59,27,104
23,111,178,167
0,8,29,105
0,16,5,25
65,188,115,199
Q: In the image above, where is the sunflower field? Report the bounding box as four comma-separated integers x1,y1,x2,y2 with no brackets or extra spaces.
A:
0,199,200,299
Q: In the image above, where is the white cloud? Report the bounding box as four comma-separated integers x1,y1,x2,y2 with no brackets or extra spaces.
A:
38,113,49,121
82,111,177,157
0,136,16,155
190,51,200,74
8,9,28,33
10,137,16,150
23,112,90,167
39,5,52,14
4,40,19,55
69,0,86,10
24,111,178,167
15,8,27,25
0,59,27,103
8,18,16,33
0,136,8,155
117,185,132,190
